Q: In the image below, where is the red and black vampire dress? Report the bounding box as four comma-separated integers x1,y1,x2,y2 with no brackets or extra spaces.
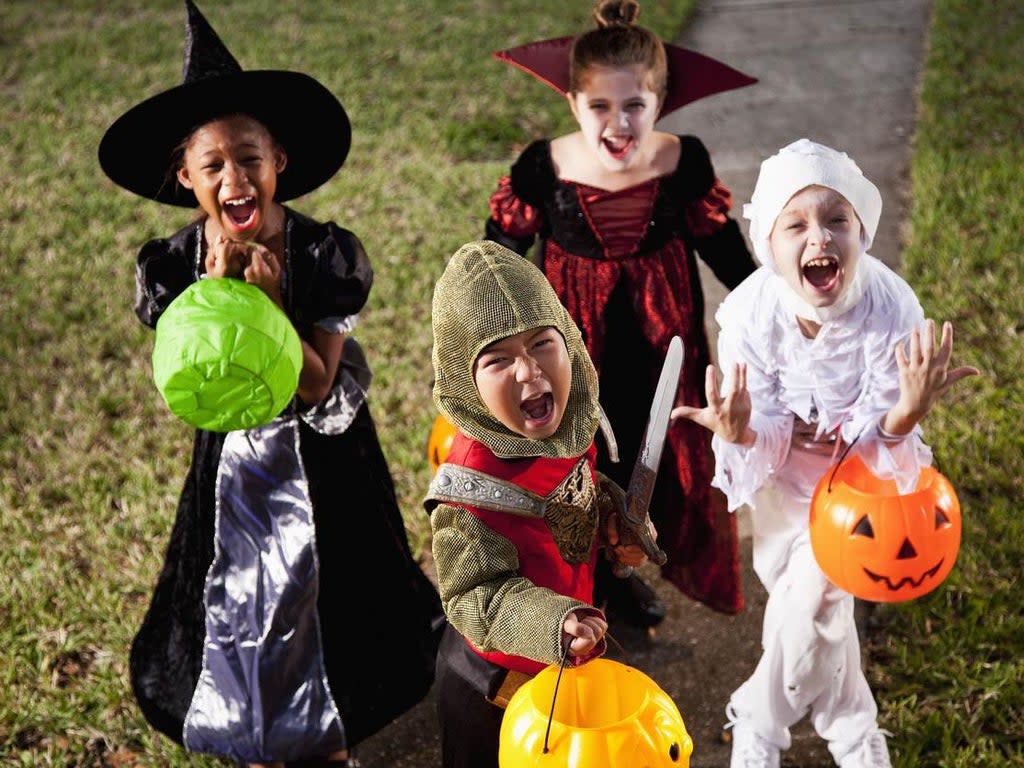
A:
485,135,757,614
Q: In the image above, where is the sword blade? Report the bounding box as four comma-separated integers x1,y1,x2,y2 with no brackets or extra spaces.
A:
621,335,683,565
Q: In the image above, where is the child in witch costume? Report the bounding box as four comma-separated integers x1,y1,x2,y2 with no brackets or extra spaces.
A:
485,0,759,626
98,2,443,766
672,139,978,767
425,240,655,768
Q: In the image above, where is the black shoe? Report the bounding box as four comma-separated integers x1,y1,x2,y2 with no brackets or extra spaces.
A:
596,570,667,629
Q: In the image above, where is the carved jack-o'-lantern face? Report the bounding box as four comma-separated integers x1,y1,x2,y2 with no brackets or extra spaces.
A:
809,455,961,602
500,658,692,767
426,413,457,475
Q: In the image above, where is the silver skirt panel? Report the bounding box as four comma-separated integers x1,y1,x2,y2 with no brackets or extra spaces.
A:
299,337,371,436
182,417,344,762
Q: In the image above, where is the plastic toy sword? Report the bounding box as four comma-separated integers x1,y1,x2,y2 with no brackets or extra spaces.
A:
613,335,683,576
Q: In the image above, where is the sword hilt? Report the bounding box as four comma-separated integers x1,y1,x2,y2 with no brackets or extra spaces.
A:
620,467,668,567
601,335,681,579
610,522,668,578
598,472,667,577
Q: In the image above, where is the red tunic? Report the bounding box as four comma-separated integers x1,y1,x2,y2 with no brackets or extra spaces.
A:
444,433,600,675
485,136,757,614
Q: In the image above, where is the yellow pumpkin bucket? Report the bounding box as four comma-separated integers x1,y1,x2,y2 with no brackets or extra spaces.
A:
499,658,693,767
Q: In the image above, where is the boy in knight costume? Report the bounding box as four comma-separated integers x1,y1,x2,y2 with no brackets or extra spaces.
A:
425,240,653,768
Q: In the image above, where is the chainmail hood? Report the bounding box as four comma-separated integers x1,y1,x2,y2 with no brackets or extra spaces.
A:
431,240,600,459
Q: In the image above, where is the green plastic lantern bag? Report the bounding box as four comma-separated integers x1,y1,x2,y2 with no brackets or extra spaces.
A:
152,278,303,432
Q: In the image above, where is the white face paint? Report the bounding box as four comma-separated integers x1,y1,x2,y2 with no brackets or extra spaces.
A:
769,186,864,309
567,66,660,173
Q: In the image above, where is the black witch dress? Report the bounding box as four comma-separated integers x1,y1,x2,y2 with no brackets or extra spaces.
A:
129,208,443,763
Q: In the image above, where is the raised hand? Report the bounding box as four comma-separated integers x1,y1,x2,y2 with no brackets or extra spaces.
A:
671,363,754,446
204,233,250,278
884,319,979,434
243,243,284,308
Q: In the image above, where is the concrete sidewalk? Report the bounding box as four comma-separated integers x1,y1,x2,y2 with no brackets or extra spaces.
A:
357,1,932,765
667,0,932,353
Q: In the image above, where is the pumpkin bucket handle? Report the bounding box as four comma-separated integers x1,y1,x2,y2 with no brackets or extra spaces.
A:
540,632,630,752
826,428,864,493
543,635,574,753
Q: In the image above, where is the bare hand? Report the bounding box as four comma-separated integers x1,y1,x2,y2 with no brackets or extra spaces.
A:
204,234,250,278
243,243,284,307
562,611,608,657
203,236,283,306
604,512,654,568
671,363,753,445
886,319,979,432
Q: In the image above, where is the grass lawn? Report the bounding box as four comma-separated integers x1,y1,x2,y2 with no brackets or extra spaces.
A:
1,1,695,765
1,0,1021,766
863,2,1024,765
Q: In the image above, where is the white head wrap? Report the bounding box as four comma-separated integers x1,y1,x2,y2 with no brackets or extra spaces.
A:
742,138,883,323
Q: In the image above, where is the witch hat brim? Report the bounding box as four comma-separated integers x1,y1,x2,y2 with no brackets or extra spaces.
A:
494,36,757,119
98,1,350,207
99,70,350,207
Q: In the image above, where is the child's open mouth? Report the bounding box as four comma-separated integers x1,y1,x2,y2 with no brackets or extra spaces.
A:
223,196,258,232
520,392,554,425
602,136,634,161
802,255,841,292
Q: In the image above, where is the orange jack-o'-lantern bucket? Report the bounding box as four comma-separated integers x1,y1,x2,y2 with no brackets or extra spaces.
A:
499,658,693,767
426,413,458,475
809,454,961,602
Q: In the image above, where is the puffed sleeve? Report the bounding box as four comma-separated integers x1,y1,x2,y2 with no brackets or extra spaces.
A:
307,223,374,325
430,503,604,667
134,236,194,330
484,140,552,257
685,177,732,237
485,174,544,256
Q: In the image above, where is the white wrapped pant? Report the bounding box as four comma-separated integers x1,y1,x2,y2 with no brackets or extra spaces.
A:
730,476,880,764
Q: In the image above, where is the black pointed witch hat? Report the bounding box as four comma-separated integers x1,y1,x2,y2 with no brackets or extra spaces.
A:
99,0,350,207
494,36,756,119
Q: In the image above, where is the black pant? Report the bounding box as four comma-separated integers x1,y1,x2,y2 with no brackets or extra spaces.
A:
435,625,506,768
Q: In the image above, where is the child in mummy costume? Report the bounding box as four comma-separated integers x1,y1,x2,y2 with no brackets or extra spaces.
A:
672,139,978,768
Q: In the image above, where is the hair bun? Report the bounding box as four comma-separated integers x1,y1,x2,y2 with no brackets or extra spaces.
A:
593,0,640,28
